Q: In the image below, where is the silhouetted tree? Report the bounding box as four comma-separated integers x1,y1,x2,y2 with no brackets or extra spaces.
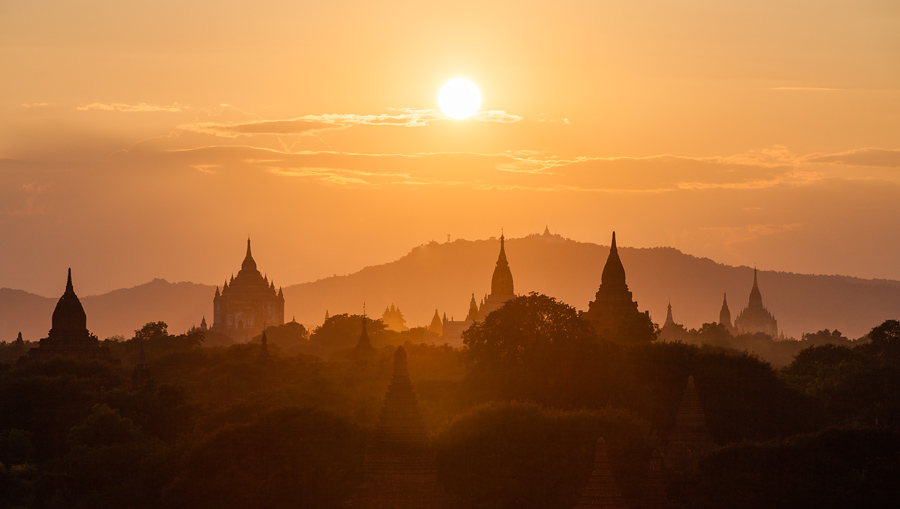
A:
463,293,607,405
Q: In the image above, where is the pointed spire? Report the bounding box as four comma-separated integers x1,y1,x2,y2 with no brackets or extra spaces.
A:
246,237,252,259
600,231,627,289
258,326,273,364
543,225,551,236
66,267,74,293
574,438,629,508
664,300,675,327
719,293,732,327
428,310,443,336
490,230,515,296
748,266,764,309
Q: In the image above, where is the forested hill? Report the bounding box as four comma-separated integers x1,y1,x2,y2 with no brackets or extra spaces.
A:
281,232,900,340
3,233,899,341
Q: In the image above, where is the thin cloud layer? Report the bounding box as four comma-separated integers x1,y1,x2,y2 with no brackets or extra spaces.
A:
805,148,900,168
77,102,183,112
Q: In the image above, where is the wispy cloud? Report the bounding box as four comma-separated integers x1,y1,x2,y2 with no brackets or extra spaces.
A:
19,102,49,108
473,110,523,123
770,87,843,91
178,107,525,138
77,102,183,112
805,148,900,168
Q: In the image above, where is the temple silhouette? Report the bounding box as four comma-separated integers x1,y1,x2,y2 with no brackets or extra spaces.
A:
345,346,451,508
583,232,648,338
574,438,629,509
665,375,716,470
24,269,110,361
381,304,409,332
733,268,778,337
438,233,517,342
211,239,285,343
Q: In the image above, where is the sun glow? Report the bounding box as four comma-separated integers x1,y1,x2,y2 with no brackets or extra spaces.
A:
438,78,481,119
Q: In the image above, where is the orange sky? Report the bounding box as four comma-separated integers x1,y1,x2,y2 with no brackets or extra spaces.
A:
1,0,899,297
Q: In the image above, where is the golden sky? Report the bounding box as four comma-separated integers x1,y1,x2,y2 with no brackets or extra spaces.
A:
1,0,899,296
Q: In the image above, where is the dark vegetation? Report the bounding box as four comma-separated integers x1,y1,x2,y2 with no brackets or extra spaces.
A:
1,297,899,508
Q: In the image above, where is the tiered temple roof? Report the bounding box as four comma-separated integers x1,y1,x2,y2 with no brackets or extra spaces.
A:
346,347,451,508
211,239,284,342
574,438,629,509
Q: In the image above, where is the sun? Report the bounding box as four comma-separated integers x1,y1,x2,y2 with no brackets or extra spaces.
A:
438,78,481,119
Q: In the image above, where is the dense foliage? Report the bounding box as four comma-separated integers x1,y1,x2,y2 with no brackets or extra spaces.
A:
0,303,898,507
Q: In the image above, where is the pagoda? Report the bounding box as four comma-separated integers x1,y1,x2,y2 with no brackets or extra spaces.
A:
666,376,716,469
733,268,778,337
583,232,645,338
573,437,629,509
211,238,284,342
345,347,452,508
25,269,110,361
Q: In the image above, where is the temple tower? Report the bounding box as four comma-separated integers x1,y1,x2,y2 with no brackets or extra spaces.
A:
479,233,515,316
733,268,778,337
346,347,451,508
574,437,629,509
211,239,285,343
25,269,110,361
718,293,732,328
666,376,715,469
663,301,675,328
466,294,482,322
583,232,644,338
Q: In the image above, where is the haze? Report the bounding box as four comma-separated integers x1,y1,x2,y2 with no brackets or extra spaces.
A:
2,0,899,297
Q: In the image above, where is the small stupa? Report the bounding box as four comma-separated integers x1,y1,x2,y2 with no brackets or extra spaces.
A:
574,438,629,509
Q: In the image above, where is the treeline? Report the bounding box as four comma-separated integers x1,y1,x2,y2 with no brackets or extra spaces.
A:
1,295,899,508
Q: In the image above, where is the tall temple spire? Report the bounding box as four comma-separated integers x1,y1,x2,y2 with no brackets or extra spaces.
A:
490,232,514,296
719,293,732,327
356,313,373,353
574,438,629,509
51,268,87,334
664,300,675,327
748,266,763,308
241,237,258,272
600,231,627,288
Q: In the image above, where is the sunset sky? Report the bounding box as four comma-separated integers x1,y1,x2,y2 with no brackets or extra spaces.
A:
2,0,899,297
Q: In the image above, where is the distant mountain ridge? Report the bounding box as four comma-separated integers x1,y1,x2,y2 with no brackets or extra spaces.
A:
2,233,899,341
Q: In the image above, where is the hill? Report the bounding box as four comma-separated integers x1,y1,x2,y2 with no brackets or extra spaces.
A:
281,232,900,339
3,232,899,341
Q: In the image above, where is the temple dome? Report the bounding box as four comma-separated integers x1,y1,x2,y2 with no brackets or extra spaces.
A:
51,268,87,334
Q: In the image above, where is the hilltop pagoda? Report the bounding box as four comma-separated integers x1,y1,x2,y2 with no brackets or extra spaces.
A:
733,268,778,337
345,347,452,508
211,238,284,343
25,269,110,361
